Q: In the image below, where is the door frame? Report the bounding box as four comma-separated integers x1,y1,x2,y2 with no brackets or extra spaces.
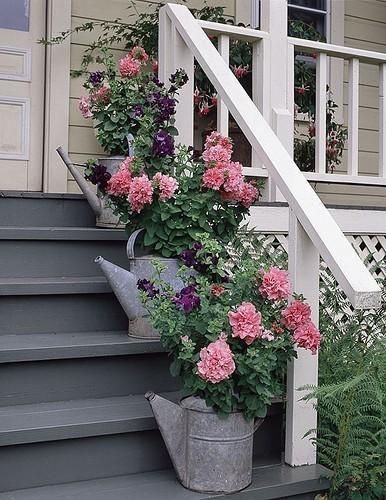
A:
43,0,71,193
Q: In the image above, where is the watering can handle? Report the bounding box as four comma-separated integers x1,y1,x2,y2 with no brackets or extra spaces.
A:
254,418,264,432
126,228,144,260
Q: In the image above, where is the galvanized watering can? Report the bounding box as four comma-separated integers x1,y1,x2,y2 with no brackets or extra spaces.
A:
146,392,263,494
95,229,185,339
56,138,134,228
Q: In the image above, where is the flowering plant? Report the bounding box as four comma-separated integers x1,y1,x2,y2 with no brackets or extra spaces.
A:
78,46,181,155
85,52,259,257
139,236,321,419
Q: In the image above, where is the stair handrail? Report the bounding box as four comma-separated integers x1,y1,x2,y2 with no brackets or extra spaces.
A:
161,3,381,310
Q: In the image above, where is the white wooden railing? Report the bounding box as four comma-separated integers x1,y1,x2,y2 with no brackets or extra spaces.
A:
290,37,386,185
158,2,382,467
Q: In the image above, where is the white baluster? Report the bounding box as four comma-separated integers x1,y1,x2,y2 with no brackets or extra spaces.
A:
252,38,270,177
316,53,327,173
159,7,194,147
348,58,359,176
379,63,386,178
286,209,319,466
217,35,229,136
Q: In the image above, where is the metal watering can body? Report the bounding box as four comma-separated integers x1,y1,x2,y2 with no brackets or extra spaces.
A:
146,392,262,494
95,229,185,338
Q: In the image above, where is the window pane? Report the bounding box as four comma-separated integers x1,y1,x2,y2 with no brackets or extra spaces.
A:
0,0,30,32
288,9,326,37
288,0,326,12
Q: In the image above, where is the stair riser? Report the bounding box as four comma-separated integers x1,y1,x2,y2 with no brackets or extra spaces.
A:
0,354,180,406
0,294,128,334
0,195,95,227
0,416,282,492
0,240,129,278
0,431,170,492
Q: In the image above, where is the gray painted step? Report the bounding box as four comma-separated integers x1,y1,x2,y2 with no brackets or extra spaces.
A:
0,192,95,227
0,235,129,278
0,352,180,406
0,392,181,446
0,331,163,363
0,464,331,499
0,227,127,240
0,226,130,278
0,293,128,334
0,276,111,295
0,402,282,492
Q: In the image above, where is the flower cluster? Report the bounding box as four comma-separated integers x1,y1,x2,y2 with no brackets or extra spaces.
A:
77,47,184,157
201,132,259,208
281,300,320,354
100,156,179,214
141,240,321,419
119,46,148,78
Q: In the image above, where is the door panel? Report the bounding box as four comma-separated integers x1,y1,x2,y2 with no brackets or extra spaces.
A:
0,0,46,191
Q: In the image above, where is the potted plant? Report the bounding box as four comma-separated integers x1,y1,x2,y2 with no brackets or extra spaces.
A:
140,236,321,493
95,116,260,337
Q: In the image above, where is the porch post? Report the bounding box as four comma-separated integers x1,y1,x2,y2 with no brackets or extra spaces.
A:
43,0,71,193
286,209,319,465
259,0,293,201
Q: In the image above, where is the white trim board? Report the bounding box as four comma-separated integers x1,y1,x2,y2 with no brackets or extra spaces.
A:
247,205,386,235
0,46,31,82
0,96,30,160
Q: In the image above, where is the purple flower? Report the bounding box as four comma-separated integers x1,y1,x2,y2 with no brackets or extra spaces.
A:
173,285,200,313
132,104,143,118
179,243,208,274
88,71,105,87
137,279,159,299
152,130,174,157
85,164,111,190
180,248,197,268
152,77,164,88
148,93,176,123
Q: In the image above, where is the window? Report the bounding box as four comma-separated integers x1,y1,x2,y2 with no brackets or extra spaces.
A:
0,0,30,32
288,0,328,39
251,1,329,40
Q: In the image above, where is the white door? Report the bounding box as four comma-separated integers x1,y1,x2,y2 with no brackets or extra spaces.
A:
0,0,46,191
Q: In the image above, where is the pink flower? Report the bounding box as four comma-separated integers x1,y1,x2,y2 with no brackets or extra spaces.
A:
232,65,249,79
153,172,179,202
281,300,311,330
293,321,321,354
119,54,141,78
239,182,258,208
202,145,232,164
261,329,275,341
128,174,153,213
91,85,110,104
106,158,133,196
199,102,212,116
130,46,148,63
259,267,290,301
202,167,225,190
228,302,263,345
211,284,225,297
197,335,235,383
223,162,244,195
204,132,233,154
79,96,92,119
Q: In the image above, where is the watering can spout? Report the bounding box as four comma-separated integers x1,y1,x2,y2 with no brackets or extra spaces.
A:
95,256,142,320
145,392,186,482
56,146,102,216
